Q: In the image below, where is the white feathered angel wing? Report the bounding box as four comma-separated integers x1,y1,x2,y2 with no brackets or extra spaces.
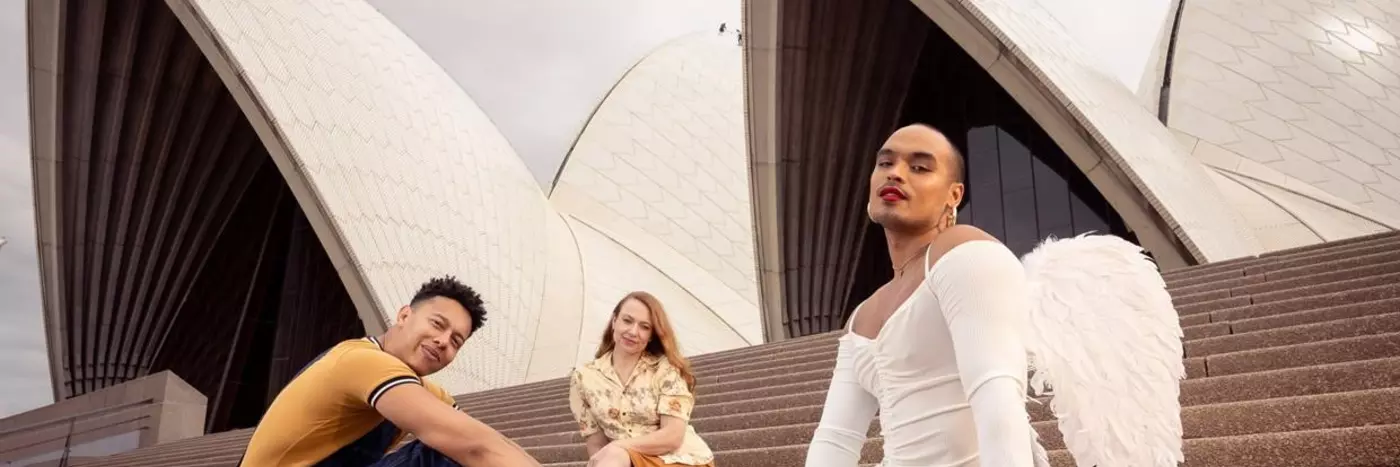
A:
1019,233,1186,467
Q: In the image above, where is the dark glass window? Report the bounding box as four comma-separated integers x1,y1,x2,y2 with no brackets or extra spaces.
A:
843,16,1136,317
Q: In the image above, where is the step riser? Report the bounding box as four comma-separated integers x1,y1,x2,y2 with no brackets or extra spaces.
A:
1187,313,1400,357
473,314,1397,427
461,336,844,409
93,335,1394,464
1173,263,1400,306
1169,248,1400,292
1162,233,1400,280
473,253,1400,409
458,332,844,403
465,348,841,417
1211,296,1400,329
1164,236,1400,286
493,356,1400,440
1244,261,1400,298
1203,333,1400,377
75,234,1400,467
1179,282,1400,317
71,355,1400,467
521,388,1400,457
534,388,1400,462
1183,357,1400,406
473,358,841,422
1184,298,1400,342
471,300,1395,416
471,271,1400,411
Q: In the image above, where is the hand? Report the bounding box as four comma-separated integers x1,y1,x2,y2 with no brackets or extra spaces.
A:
586,442,627,466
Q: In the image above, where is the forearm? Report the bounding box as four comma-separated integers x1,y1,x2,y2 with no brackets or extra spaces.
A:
584,434,609,457
612,427,682,456
805,338,878,467
967,377,1034,466
418,414,542,466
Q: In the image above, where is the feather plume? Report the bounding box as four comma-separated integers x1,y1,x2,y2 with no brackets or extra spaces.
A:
1020,233,1186,466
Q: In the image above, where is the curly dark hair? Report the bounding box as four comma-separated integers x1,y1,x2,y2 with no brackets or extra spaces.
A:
410,275,487,334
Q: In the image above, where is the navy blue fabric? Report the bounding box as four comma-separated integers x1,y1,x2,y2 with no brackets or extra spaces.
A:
365,440,461,467
312,420,403,466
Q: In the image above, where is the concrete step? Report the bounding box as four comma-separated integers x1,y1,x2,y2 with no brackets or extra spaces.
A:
1163,233,1400,286
467,295,1399,421
540,423,1400,467
134,353,1392,465
1181,297,1399,341
466,344,845,416
469,244,1400,410
463,254,1400,412
1168,247,1400,294
1176,279,1400,316
70,430,252,466
465,311,1399,430
1186,312,1400,357
1172,261,1400,307
1048,424,1400,467
1160,231,1400,281
460,333,845,410
71,232,1400,467
492,355,1400,441
521,386,1400,463
1186,332,1400,377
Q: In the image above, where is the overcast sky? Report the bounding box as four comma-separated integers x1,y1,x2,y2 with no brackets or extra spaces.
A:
0,0,738,419
1,2,50,419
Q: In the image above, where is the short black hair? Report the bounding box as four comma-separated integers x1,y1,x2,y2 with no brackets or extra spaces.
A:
909,122,965,184
948,144,966,184
411,275,487,334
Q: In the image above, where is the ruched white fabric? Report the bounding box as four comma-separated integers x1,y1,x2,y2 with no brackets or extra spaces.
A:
805,240,1037,467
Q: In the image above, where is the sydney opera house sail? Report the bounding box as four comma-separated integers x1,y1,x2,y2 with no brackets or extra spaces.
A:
28,0,367,431
742,0,1400,339
19,0,1400,444
26,0,757,433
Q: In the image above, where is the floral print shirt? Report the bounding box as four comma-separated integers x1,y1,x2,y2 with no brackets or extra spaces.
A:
568,352,714,465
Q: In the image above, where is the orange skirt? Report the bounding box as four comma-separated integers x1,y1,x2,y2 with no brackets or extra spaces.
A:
625,449,715,467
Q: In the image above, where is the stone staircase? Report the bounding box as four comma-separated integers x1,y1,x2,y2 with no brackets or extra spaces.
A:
71,232,1400,466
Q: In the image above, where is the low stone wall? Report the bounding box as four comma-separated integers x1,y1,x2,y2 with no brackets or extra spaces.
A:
0,371,207,465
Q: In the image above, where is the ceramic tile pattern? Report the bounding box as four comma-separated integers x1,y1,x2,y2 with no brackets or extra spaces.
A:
566,218,752,363
551,34,763,349
1169,0,1400,243
554,34,757,307
945,0,1266,262
165,0,1400,395
184,0,557,393
178,1,763,393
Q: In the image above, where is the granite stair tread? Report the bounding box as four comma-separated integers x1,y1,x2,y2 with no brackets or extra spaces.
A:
72,232,1400,466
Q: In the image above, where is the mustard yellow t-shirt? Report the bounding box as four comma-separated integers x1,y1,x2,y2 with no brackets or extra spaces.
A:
241,337,457,466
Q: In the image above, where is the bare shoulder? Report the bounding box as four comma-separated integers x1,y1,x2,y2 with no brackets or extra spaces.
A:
928,225,1001,261
935,225,999,246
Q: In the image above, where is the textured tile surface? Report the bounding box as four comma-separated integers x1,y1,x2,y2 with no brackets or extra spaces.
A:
552,33,762,350
1169,0,1400,245
566,218,753,364
923,0,1266,263
176,1,763,393
183,0,556,392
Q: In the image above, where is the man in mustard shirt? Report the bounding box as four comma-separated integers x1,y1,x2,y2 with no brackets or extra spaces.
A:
240,276,540,466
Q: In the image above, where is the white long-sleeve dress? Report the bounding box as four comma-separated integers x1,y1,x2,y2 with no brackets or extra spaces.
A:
805,240,1040,467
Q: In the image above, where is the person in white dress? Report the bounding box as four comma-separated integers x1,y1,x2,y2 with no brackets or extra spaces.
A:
804,124,1187,467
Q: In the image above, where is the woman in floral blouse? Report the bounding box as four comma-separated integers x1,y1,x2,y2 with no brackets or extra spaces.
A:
568,291,716,467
